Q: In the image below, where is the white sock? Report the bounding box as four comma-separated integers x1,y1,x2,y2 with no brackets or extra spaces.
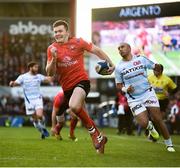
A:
88,126,96,134
164,138,173,147
38,119,46,130
33,121,42,132
146,121,153,131
97,133,103,142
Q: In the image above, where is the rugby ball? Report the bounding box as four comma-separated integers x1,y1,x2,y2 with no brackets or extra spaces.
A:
95,61,109,75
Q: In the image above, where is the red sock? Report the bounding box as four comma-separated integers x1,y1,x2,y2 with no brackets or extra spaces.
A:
70,117,78,137
76,108,100,135
59,122,64,132
75,108,92,128
55,122,64,135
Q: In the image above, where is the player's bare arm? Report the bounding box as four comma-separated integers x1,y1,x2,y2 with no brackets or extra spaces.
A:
116,83,134,93
44,76,54,84
46,47,57,76
91,44,115,74
9,81,20,87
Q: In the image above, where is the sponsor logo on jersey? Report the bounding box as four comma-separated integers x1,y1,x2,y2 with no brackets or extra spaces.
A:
133,60,141,66
131,104,142,112
125,72,144,80
69,45,76,50
57,56,78,67
144,100,157,105
122,65,144,76
27,108,34,111
154,87,163,93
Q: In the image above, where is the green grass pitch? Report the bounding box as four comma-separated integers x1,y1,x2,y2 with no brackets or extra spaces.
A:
0,127,179,167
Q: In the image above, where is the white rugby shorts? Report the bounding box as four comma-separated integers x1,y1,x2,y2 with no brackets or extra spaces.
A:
128,89,160,116
25,97,43,115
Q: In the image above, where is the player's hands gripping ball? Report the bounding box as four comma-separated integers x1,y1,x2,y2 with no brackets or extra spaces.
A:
95,61,110,75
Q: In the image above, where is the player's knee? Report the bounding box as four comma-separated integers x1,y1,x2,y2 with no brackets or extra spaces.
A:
36,111,43,118
69,111,77,119
37,116,44,121
69,105,80,114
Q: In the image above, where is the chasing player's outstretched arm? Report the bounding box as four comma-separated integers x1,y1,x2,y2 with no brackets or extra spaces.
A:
9,81,20,87
43,76,54,84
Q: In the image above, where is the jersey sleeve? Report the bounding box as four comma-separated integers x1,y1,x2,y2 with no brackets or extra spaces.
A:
37,74,46,82
79,38,92,52
142,56,155,70
53,92,64,108
53,94,60,108
15,75,23,85
115,66,123,84
167,77,177,90
147,74,153,82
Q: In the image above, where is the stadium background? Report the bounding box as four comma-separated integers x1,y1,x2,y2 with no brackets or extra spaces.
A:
0,0,180,167
0,0,180,127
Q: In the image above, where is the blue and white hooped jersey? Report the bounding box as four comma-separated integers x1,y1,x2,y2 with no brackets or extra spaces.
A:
15,72,45,101
115,55,155,100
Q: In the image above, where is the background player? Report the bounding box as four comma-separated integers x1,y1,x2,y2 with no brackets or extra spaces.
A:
148,64,178,118
46,19,115,154
51,91,78,141
115,43,175,152
9,61,52,139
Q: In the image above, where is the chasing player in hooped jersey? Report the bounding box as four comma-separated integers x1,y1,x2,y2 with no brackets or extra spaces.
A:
51,91,78,141
115,42,175,152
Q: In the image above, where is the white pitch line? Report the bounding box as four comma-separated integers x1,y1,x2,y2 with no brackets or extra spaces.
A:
0,156,58,161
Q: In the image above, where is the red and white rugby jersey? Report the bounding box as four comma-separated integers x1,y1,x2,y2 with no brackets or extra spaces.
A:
47,37,92,91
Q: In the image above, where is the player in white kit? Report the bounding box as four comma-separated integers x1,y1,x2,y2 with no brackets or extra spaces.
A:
9,61,52,139
115,43,175,152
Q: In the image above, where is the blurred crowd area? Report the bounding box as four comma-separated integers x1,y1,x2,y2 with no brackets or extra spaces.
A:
0,95,53,126
166,91,180,135
0,95,52,116
0,33,55,86
0,90,180,135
